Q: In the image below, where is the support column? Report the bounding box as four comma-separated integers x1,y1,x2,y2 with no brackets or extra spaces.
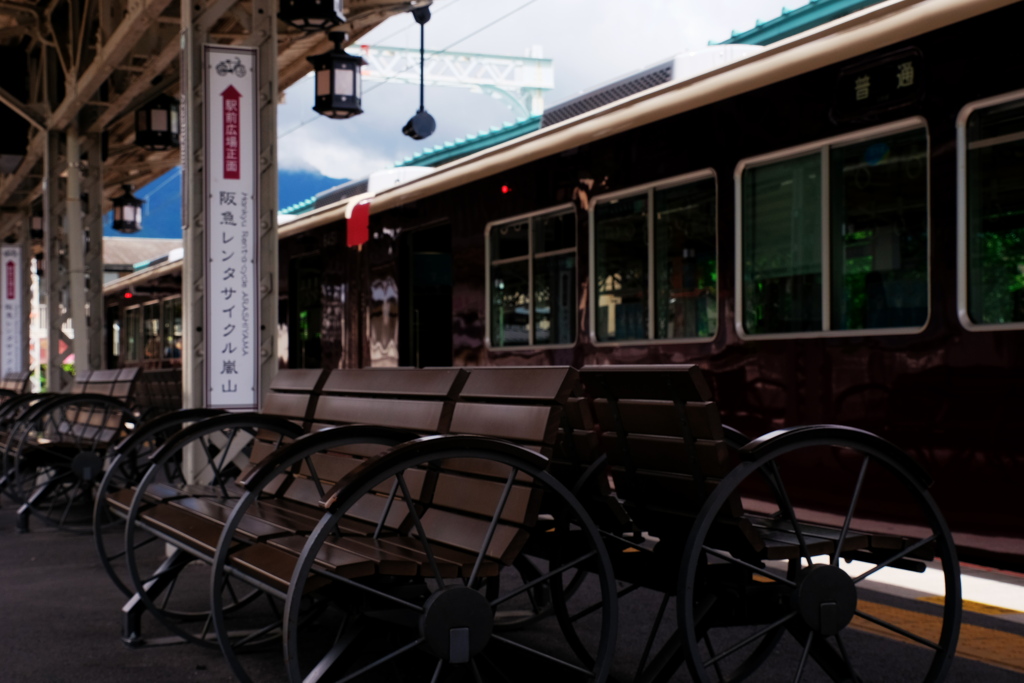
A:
180,1,277,481
65,123,90,374
181,4,210,415
44,131,72,392
252,0,279,399
84,133,105,370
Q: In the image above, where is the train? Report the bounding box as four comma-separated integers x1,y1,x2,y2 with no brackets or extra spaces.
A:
103,0,1024,569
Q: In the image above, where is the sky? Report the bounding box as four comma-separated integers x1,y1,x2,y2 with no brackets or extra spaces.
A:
277,0,812,180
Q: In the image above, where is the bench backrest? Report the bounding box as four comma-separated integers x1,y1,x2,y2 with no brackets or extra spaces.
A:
335,366,580,569
580,365,764,554
0,371,30,393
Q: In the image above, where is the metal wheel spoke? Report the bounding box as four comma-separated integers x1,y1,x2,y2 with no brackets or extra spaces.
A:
703,634,725,683
312,568,426,612
334,636,426,683
793,631,813,683
833,457,869,566
705,613,796,668
637,592,671,677
489,549,596,609
853,609,941,650
429,659,444,683
396,471,445,590
373,479,400,539
468,468,517,585
764,461,814,566
491,633,596,675
703,546,796,587
306,456,326,499
834,632,858,681
852,535,937,584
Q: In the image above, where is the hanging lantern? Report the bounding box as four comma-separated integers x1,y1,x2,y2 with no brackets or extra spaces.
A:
112,185,144,234
279,0,343,31
308,32,366,119
134,94,180,151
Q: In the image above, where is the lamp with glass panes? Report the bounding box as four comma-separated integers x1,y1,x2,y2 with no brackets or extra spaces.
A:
112,185,144,234
135,94,180,151
278,0,343,31
307,31,366,119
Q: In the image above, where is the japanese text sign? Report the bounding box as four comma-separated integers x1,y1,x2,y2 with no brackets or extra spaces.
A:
0,246,22,378
204,46,259,409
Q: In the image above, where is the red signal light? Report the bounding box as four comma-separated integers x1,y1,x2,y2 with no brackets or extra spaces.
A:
124,291,133,299
500,185,510,194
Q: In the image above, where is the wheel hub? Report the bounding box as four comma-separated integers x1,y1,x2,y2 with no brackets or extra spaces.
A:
420,586,493,663
71,450,104,482
793,564,857,636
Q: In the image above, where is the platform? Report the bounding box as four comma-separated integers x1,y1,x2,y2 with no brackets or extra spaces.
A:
1,505,1022,682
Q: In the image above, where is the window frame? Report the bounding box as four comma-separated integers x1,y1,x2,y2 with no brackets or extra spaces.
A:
588,169,719,347
956,89,1024,332
735,116,931,341
484,203,578,350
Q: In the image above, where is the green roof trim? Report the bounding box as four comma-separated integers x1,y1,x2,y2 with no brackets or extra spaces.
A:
280,195,318,216
716,0,885,46
395,115,543,168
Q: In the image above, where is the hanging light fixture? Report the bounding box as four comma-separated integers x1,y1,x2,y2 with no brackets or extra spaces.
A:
112,185,144,234
402,6,435,140
279,0,343,31
134,94,180,151
307,31,366,119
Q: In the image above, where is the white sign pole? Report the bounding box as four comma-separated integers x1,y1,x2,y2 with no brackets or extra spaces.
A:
204,46,259,409
1,245,23,378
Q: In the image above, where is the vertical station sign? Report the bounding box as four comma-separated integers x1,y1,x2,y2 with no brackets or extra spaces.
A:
0,245,22,378
204,46,259,409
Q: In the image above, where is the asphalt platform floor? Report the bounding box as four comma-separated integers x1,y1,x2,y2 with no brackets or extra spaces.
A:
2,504,1023,683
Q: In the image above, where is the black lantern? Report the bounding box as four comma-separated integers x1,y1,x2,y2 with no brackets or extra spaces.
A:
307,32,366,119
135,94,180,151
279,0,343,32
112,184,144,234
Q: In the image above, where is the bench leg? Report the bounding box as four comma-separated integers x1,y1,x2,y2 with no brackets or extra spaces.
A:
121,547,197,647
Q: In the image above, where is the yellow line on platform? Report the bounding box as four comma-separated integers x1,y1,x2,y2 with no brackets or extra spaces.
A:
853,600,1024,674
918,595,1023,617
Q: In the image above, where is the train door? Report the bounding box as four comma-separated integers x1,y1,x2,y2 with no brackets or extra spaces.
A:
288,253,324,368
399,225,452,367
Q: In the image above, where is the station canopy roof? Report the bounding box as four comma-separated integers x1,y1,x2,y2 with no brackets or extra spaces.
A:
0,0,427,228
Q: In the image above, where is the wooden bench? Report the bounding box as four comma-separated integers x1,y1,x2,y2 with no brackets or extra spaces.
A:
1,368,150,531
114,366,467,648
576,365,960,682
199,366,617,682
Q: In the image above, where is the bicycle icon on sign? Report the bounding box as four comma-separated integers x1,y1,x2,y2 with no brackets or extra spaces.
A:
215,57,247,78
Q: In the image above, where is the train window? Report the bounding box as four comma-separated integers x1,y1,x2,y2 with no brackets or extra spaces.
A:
592,172,717,343
960,95,1024,328
738,120,928,338
124,306,141,362
595,193,648,341
830,130,928,330
487,208,576,347
161,297,182,360
741,154,822,334
143,302,161,359
655,179,717,338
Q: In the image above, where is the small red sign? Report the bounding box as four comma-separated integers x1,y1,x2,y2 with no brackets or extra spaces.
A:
5,261,13,299
222,85,242,180
347,200,371,247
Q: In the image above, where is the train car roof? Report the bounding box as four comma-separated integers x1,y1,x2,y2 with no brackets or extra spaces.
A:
282,0,1014,236
105,0,1016,295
